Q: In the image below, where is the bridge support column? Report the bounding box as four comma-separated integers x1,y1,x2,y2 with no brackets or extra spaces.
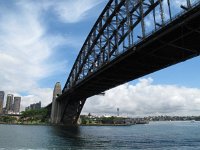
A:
61,98,86,125
51,98,62,124
50,82,62,124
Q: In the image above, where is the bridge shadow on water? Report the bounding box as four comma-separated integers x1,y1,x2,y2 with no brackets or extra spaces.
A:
51,125,81,138
49,125,114,149
49,126,90,149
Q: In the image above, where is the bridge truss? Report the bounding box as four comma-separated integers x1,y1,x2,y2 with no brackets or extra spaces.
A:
55,0,200,124
63,0,197,92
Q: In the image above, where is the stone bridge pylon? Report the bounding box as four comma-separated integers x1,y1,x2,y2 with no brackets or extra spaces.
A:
50,82,62,124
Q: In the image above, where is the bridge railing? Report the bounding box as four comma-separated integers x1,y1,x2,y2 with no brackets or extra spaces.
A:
63,0,200,93
134,0,200,46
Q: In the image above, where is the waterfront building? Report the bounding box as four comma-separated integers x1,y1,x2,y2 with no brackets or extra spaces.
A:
13,97,21,114
26,101,41,110
0,91,5,114
6,94,13,112
32,101,41,110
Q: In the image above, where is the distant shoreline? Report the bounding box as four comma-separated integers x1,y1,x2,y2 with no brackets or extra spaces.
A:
0,122,139,126
80,124,134,126
0,122,50,126
0,120,199,126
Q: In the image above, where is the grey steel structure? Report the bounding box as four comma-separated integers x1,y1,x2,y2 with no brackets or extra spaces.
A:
50,0,200,125
0,91,5,114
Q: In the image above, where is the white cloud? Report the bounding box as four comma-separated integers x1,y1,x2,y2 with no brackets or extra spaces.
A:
22,0,103,23
83,78,200,116
21,88,53,111
52,0,103,23
0,0,103,109
0,3,55,109
0,7,45,91
0,1,81,92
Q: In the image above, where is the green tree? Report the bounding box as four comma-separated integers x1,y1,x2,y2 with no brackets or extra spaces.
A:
20,108,48,124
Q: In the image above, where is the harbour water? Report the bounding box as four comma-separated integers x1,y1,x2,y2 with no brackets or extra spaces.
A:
0,121,200,149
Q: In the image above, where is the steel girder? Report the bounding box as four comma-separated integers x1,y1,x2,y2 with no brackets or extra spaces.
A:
63,0,195,93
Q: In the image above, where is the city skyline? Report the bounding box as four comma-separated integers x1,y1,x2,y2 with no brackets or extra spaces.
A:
0,0,200,116
0,90,42,113
0,92,21,114
0,91,5,114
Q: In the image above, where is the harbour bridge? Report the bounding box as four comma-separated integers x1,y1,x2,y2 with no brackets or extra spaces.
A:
50,0,200,125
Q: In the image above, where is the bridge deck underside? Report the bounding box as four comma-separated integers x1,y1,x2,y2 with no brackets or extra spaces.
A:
58,5,200,124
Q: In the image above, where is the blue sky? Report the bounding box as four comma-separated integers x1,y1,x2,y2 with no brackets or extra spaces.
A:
142,57,200,88
0,0,200,116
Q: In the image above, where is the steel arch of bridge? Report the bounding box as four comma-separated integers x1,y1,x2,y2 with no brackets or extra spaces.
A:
63,0,197,93
52,0,200,125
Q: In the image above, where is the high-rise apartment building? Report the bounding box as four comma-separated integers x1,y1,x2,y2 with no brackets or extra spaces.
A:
0,91,5,114
6,94,13,111
13,97,21,113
